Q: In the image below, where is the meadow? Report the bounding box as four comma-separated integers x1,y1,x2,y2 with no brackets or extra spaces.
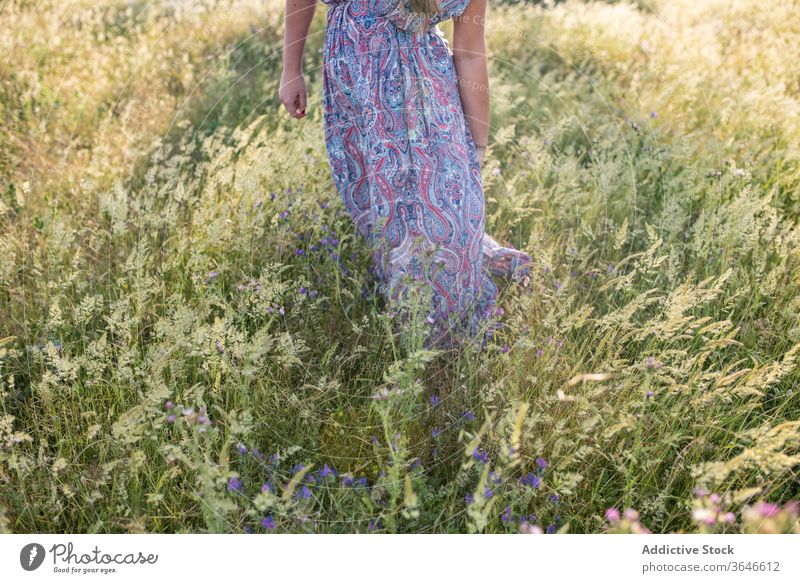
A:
1,0,799,533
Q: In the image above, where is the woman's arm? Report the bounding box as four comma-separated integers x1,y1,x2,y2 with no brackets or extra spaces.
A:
279,0,317,118
452,0,489,163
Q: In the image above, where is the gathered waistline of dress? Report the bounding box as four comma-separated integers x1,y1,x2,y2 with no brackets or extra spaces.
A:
325,0,435,34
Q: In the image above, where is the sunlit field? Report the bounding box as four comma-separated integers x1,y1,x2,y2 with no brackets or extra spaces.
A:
1,0,799,533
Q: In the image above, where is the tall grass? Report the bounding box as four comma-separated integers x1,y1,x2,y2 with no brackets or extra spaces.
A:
0,0,798,533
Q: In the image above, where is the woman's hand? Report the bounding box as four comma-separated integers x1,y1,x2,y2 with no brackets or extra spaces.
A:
280,0,316,118
279,69,307,119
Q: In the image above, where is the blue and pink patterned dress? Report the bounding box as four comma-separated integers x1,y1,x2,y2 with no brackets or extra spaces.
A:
321,0,528,347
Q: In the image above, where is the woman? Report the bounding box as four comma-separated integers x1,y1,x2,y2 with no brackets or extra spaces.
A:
279,0,531,348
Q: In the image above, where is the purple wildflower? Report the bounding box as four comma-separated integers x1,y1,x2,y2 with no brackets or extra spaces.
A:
472,448,489,464
227,477,243,493
520,473,541,489
261,516,276,530
646,356,661,370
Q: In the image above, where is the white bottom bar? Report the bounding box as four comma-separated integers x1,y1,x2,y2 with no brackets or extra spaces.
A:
1,534,797,582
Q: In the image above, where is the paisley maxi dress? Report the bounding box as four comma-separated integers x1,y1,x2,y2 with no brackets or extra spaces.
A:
321,0,529,347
